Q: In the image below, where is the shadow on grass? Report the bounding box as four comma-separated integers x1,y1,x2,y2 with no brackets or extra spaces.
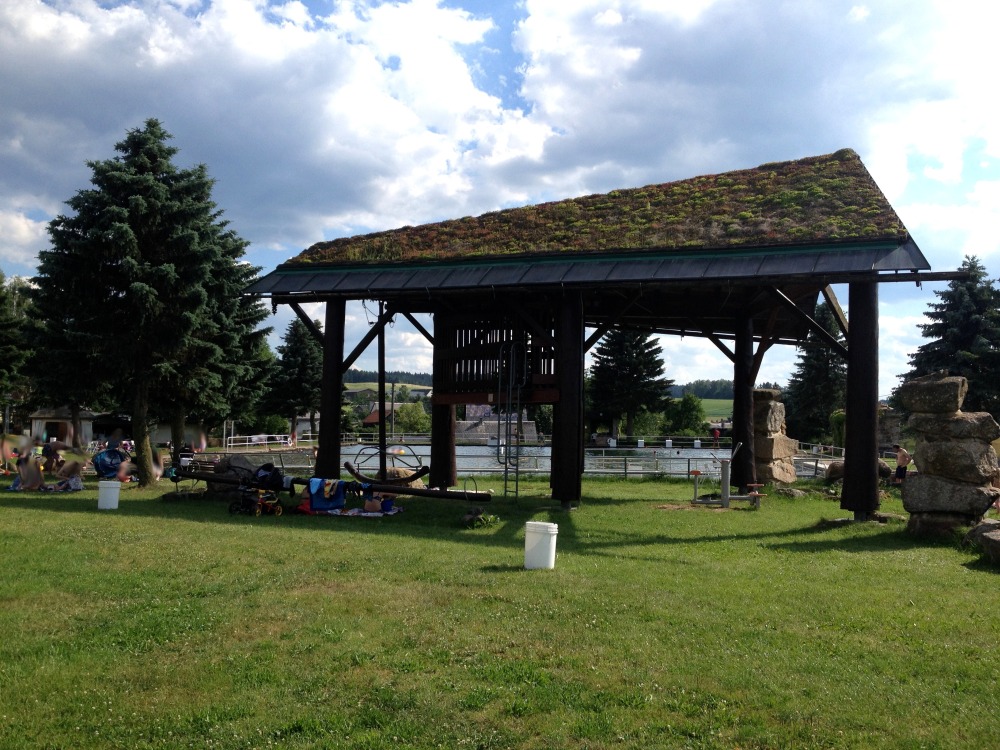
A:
2,481,978,569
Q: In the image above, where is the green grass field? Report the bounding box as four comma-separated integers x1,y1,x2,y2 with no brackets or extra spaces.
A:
698,399,732,422
2,475,998,749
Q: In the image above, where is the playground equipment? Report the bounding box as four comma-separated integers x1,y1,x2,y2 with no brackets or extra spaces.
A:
690,443,765,510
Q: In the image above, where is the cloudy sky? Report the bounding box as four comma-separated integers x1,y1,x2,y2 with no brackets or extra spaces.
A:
2,0,998,400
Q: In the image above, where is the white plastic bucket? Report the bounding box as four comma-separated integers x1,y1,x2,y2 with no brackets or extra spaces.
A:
98,480,121,510
693,439,702,448
664,439,673,448
524,521,558,569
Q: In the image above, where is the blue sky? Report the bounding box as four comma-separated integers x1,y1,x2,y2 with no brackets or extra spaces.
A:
2,0,998,400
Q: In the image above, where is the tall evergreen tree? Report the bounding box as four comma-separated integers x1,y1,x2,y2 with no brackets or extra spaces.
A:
902,255,1000,418
783,302,847,443
0,274,28,420
589,329,672,437
34,119,265,483
150,217,271,451
268,318,324,437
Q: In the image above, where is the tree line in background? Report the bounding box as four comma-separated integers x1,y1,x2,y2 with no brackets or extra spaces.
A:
3,121,997,484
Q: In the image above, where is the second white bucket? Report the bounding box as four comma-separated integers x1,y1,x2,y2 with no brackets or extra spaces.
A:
524,521,558,569
97,480,121,510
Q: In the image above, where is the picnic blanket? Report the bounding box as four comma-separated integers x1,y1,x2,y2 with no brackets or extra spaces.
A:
294,478,402,517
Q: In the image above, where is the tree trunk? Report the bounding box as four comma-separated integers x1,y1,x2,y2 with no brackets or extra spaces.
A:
132,382,156,486
169,409,186,467
69,403,84,450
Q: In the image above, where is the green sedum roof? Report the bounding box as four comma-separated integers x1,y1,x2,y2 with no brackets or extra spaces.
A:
290,148,907,266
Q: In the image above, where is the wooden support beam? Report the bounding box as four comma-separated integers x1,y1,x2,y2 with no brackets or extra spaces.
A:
821,285,849,338
342,304,395,372
583,294,643,352
289,302,324,346
841,281,880,518
401,311,434,346
377,301,387,479
430,388,561,406
768,287,849,359
751,338,774,383
316,299,345,478
430,315,457,489
704,330,735,361
551,292,584,508
730,314,756,491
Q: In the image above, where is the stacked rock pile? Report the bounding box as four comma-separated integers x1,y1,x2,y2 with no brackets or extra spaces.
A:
897,373,1000,535
753,389,798,485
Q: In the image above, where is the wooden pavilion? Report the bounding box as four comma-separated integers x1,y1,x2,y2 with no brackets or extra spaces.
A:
248,148,952,518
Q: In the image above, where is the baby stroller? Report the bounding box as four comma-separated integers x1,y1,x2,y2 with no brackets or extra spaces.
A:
228,463,286,517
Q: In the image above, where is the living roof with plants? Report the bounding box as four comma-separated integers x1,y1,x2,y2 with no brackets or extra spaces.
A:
290,148,907,266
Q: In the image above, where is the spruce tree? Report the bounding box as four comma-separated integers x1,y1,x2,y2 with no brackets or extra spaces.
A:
269,318,324,437
783,302,847,444
589,329,672,437
34,119,266,483
903,255,1000,418
0,273,27,410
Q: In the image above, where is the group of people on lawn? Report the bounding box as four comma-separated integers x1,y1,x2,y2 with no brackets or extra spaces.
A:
5,438,84,492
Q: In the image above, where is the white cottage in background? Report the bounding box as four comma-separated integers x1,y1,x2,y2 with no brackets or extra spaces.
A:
29,407,96,445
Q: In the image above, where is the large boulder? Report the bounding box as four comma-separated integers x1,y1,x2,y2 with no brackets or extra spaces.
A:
824,459,892,483
756,460,798,485
912,439,999,485
755,433,798,462
754,399,785,435
896,373,968,414
907,512,981,538
963,520,1000,565
908,411,1000,442
901,473,999,517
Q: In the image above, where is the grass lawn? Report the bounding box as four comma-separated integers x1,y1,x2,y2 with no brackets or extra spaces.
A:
699,399,733,423
2,475,998,749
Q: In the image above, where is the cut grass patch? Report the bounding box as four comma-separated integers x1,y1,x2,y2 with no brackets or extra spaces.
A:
1,476,998,749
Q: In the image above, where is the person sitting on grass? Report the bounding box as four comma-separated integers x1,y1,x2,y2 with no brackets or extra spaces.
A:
45,460,85,492
6,455,45,491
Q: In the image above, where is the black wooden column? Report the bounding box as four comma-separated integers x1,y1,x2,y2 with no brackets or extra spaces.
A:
731,314,756,490
430,314,457,488
551,292,584,507
315,299,345,478
841,281,880,519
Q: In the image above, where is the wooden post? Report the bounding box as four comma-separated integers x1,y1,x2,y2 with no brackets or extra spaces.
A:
731,314,756,490
377,301,388,479
551,292,584,507
430,314,457,488
841,281,880,519
315,299,345,478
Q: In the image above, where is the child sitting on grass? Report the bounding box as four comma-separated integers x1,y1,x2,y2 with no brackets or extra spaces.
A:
45,460,85,492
